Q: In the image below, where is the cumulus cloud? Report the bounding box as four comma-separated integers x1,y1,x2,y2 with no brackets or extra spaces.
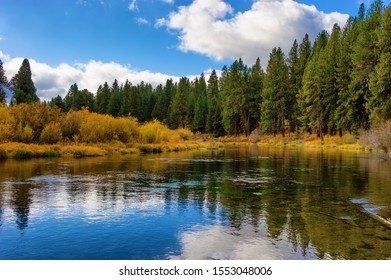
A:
0,52,180,101
159,0,349,65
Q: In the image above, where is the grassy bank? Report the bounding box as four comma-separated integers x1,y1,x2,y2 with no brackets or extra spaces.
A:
0,133,375,161
256,133,365,150
0,140,225,160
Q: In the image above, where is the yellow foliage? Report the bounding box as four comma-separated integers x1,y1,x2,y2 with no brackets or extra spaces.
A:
139,120,179,143
0,104,15,143
62,109,89,141
13,123,34,143
176,128,193,141
40,122,63,144
11,103,62,141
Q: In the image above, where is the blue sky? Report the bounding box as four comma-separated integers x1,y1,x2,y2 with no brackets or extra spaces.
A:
0,0,389,100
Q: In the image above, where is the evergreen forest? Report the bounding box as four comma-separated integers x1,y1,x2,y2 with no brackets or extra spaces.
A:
1,2,391,145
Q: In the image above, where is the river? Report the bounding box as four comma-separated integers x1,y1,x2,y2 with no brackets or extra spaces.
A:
0,146,390,259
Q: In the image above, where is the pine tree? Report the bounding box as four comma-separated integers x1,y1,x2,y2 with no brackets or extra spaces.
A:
191,74,208,132
120,80,133,116
64,83,94,111
108,79,122,117
260,47,289,136
169,77,189,129
335,17,358,134
221,59,249,136
368,5,391,123
206,70,224,136
64,83,79,111
295,34,312,132
247,58,264,132
349,0,384,132
319,24,341,135
95,82,111,114
11,58,39,104
49,95,65,111
301,31,329,140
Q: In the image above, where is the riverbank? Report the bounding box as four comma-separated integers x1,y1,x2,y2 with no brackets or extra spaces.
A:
0,132,372,160
0,140,226,160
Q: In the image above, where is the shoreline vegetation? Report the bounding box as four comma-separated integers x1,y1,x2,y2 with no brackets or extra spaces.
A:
0,131,383,161
1,103,390,161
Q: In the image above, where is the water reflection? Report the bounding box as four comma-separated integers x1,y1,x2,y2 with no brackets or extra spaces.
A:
0,147,390,259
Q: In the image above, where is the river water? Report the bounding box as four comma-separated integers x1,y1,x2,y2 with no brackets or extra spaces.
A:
0,146,390,260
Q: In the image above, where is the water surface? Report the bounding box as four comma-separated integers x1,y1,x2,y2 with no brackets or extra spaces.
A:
0,146,390,260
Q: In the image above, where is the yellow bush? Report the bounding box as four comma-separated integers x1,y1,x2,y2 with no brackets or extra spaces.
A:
40,122,63,144
0,104,15,143
107,117,139,143
11,103,63,141
176,128,193,141
139,120,172,143
62,109,89,141
79,113,106,143
13,123,34,143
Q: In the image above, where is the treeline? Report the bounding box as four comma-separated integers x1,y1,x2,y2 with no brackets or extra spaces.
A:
1,1,390,142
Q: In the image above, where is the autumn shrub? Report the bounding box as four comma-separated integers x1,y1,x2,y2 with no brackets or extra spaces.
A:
139,120,161,143
0,104,15,143
13,124,34,143
40,122,63,144
360,120,391,152
62,109,88,141
107,117,139,143
11,103,62,141
79,113,108,143
139,120,178,143
176,128,193,141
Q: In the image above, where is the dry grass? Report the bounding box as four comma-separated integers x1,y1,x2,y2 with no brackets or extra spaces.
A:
255,132,363,150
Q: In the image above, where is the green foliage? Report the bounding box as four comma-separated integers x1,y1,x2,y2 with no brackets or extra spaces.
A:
368,5,391,124
260,47,289,136
64,83,94,111
206,70,224,136
349,0,384,132
11,149,33,159
11,58,39,104
13,124,34,143
169,77,189,129
191,90,208,133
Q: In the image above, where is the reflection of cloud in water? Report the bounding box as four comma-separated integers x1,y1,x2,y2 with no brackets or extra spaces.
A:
170,224,317,260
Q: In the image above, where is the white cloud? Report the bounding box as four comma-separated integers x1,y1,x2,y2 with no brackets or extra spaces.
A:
0,52,180,101
154,18,167,28
128,0,139,12
135,17,149,25
162,0,174,3
159,0,349,65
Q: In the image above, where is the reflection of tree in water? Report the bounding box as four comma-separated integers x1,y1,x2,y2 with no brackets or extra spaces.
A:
11,184,34,231
190,148,391,259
